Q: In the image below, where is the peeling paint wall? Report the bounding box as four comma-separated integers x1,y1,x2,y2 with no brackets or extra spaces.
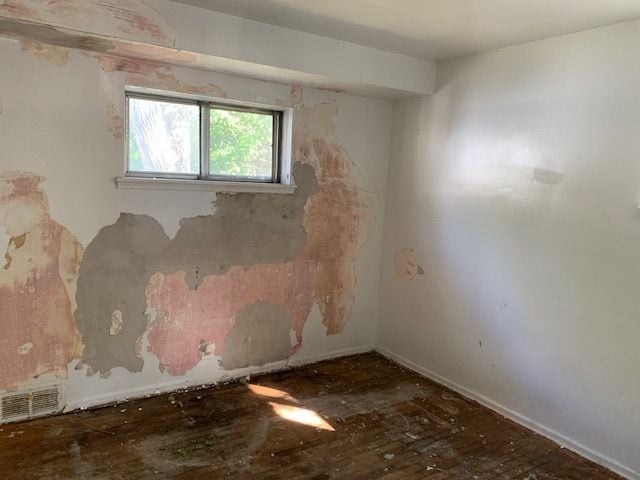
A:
75,213,170,375
0,0,177,47
0,173,82,390
0,31,392,410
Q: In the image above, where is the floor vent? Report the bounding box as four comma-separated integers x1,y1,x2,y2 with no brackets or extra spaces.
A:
0,385,62,423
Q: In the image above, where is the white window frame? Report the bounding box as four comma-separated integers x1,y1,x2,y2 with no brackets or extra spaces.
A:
116,87,294,194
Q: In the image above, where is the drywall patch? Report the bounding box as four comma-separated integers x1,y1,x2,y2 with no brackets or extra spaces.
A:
74,213,170,375
533,168,565,185
394,248,425,281
0,172,82,390
220,302,293,370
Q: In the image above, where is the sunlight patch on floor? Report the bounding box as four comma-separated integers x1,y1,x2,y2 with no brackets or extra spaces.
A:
269,402,335,431
248,383,299,403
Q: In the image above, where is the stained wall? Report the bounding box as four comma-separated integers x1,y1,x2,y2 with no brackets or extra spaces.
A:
0,33,392,409
378,20,640,478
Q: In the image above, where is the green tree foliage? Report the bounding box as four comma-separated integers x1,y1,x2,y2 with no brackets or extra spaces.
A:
209,109,273,179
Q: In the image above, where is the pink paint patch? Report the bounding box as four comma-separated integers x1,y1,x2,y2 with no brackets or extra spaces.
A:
301,176,363,334
146,262,313,376
0,172,82,390
294,102,378,335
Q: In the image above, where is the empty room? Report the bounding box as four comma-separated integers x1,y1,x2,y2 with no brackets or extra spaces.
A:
0,1,638,478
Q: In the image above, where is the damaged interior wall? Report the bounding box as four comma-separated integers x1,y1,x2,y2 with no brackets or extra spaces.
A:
3,2,636,477
378,19,640,478
0,33,392,409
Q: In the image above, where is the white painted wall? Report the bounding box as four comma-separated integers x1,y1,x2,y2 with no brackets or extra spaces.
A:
378,20,640,479
0,36,391,410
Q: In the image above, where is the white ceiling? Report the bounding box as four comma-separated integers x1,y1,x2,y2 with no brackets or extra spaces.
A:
173,0,640,61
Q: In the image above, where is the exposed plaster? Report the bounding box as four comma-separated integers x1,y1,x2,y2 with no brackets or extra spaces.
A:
0,172,83,390
1,50,377,386
220,301,293,370
74,213,170,374
160,162,318,290
75,93,377,376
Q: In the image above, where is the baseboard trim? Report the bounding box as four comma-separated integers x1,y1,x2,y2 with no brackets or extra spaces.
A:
375,347,638,480
289,344,375,367
64,345,375,413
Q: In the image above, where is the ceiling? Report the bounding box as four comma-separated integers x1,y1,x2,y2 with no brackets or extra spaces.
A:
174,0,640,61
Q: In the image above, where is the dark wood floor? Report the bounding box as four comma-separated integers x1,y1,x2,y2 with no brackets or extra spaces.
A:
0,353,620,479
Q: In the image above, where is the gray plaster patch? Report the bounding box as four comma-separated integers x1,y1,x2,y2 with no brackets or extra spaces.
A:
160,162,318,289
533,168,565,185
220,302,293,370
74,213,170,374
75,163,317,374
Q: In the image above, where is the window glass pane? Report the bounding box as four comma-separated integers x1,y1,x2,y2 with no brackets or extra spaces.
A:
209,108,274,180
128,97,199,174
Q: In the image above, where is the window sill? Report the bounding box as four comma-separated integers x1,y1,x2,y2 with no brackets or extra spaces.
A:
115,176,297,194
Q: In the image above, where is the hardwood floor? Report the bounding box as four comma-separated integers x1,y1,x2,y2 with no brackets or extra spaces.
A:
0,353,620,479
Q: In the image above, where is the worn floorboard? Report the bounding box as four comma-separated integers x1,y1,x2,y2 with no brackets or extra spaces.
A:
0,353,620,479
